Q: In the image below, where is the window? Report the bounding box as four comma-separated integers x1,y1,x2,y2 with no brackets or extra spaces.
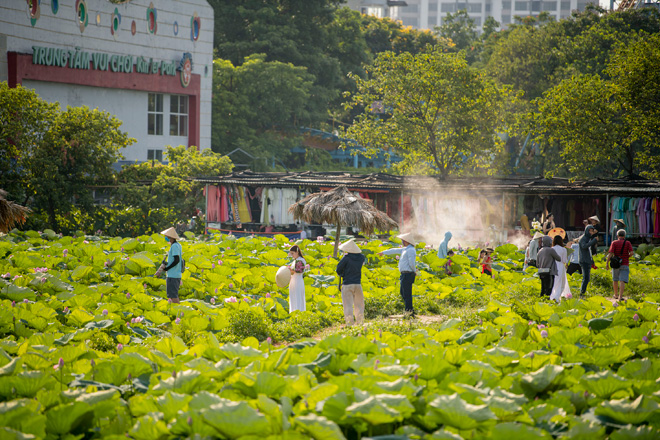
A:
486,2,492,12
406,4,419,12
502,0,512,9
429,14,438,25
169,95,188,136
560,0,571,9
147,149,163,161
468,3,482,12
429,1,438,11
502,14,511,23
473,17,481,26
577,1,588,9
515,1,528,10
441,3,455,12
147,93,163,135
543,1,557,9
402,17,418,27
531,1,541,11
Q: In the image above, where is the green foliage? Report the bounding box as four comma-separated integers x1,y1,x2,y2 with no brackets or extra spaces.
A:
1,232,660,438
344,47,514,177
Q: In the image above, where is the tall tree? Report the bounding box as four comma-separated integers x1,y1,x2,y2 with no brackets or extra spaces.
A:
343,47,513,178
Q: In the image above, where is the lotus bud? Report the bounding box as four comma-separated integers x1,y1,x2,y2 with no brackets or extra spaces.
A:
23,299,28,303
643,335,649,344
131,318,136,324
537,324,545,329
212,263,215,269
187,416,193,426
633,313,640,321
374,359,380,369
211,297,216,304
126,321,131,327
90,359,96,367
266,337,272,344
215,288,218,294
414,374,419,381
121,247,124,252
218,260,223,265
11,301,15,307
127,373,132,381
265,293,271,298
530,352,535,359
58,358,64,369
64,306,69,313
172,370,177,378
175,317,181,324
103,309,108,316
63,249,68,256
229,283,234,288
168,298,172,303
117,343,123,351
126,293,131,299
540,330,548,338
379,329,383,338
613,302,619,307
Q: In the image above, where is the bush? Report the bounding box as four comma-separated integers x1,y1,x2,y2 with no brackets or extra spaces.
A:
216,309,274,343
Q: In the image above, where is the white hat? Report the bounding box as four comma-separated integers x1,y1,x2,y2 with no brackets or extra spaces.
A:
588,215,600,223
275,266,291,288
161,227,180,240
339,239,361,254
532,231,544,240
397,232,417,245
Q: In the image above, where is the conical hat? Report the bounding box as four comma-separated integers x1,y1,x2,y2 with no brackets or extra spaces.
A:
397,232,417,245
588,215,600,223
275,266,291,288
614,218,626,227
532,231,544,240
339,239,361,254
161,227,180,240
548,227,566,239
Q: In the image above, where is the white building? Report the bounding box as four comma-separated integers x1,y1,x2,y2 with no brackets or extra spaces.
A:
347,0,596,31
0,0,214,165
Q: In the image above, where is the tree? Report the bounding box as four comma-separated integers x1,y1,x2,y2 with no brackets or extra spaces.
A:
436,9,479,61
343,47,513,178
117,145,234,219
27,106,132,229
0,83,58,204
529,33,660,179
211,55,314,166
0,83,133,230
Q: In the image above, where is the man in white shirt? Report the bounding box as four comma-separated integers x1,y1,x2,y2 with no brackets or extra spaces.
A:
379,232,417,316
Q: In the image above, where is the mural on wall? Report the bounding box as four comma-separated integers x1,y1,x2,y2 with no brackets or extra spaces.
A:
51,0,58,15
146,2,157,34
191,12,201,41
26,0,40,27
75,0,89,33
111,7,121,38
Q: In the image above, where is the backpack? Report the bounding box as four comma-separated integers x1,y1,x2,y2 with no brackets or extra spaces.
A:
181,258,186,274
610,240,627,269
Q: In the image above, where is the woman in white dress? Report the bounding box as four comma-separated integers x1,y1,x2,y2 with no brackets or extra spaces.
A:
550,235,571,302
288,245,306,312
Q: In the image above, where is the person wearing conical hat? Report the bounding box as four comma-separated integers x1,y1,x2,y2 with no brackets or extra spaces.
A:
155,227,183,304
336,239,366,326
379,232,418,317
524,231,544,270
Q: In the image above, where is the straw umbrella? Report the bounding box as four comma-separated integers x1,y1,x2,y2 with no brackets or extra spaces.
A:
0,190,30,233
288,185,398,257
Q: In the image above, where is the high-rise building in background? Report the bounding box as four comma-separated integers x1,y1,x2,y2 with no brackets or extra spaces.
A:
346,0,598,32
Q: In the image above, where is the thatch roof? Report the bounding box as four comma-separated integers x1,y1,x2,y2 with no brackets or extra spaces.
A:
288,186,398,235
0,190,30,233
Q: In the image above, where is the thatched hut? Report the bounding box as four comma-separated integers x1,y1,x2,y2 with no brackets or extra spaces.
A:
288,185,398,256
0,190,30,233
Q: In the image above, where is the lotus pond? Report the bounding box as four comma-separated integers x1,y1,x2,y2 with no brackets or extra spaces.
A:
1,230,660,439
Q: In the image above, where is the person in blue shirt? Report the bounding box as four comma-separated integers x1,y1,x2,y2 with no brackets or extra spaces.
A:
437,231,452,259
155,227,183,304
379,232,418,317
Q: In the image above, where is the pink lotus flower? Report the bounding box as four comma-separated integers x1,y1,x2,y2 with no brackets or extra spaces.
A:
211,297,216,304
131,318,136,324
537,324,546,329
135,316,143,323
565,293,573,299
613,302,619,307
265,292,271,298
117,343,123,351
104,261,109,268
23,299,29,303
102,309,108,316
11,301,15,307
63,306,69,313
540,330,548,338
63,249,68,256
266,337,272,344
229,283,234,288
633,314,640,321
175,317,181,324
217,261,223,266
225,296,237,303
83,240,89,244
126,293,131,299
212,263,215,269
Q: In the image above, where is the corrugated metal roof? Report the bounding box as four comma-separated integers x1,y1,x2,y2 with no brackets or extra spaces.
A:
194,171,660,195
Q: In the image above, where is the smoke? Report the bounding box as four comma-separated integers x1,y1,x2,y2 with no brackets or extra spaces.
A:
402,177,527,250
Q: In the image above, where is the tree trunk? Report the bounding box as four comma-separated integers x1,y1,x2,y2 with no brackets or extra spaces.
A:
333,223,341,258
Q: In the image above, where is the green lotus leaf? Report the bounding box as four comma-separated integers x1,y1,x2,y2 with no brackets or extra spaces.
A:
520,365,564,396
489,422,553,440
71,265,94,281
67,309,94,327
586,345,634,367
155,391,192,421
0,371,54,398
484,347,520,368
0,358,20,376
188,255,212,270
320,391,351,423
588,318,613,331
415,355,454,381
556,418,606,439
129,414,170,440
427,429,464,439
610,424,660,440
122,239,139,252
0,399,46,438
202,400,272,438
293,413,347,440
0,426,37,440
617,358,660,381
154,336,188,357
84,319,114,329
595,395,660,425
427,393,497,430
582,371,632,399
373,394,415,418
11,253,42,270
218,343,265,365
152,370,214,395
45,401,94,436
458,328,483,345
0,283,37,302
